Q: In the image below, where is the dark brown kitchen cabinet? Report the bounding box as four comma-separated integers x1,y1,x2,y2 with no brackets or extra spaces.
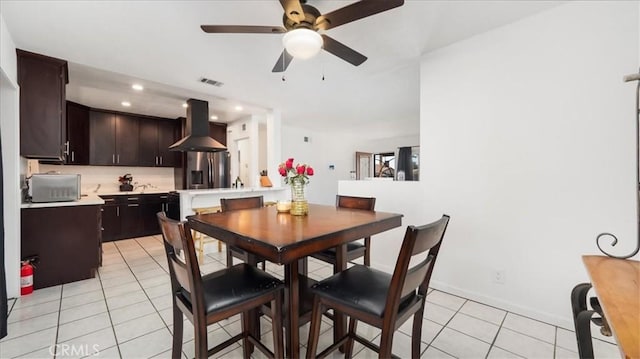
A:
100,193,168,241
17,49,68,160
101,198,120,242
120,199,141,237
139,118,179,167
89,111,139,165
21,205,101,289
140,193,168,235
158,120,179,167
209,122,227,146
65,101,90,165
116,114,139,165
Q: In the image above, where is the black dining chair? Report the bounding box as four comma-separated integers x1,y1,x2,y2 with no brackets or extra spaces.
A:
157,212,284,359
310,195,376,270
306,215,450,359
220,196,267,270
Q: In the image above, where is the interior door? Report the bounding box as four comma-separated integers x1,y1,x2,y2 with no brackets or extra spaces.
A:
355,152,373,180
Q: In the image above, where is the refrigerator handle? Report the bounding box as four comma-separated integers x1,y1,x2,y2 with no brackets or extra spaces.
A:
207,153,214,188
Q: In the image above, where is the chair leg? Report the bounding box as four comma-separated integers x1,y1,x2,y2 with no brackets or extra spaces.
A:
171,304,183,359
241,311,251,359
378,327,394,359
198,235,205,263
271,291,284,359
194,317,208,359
364,237,371,266
306,297,324,359
226,247,233,267
411,309,424,358
345,317,358,359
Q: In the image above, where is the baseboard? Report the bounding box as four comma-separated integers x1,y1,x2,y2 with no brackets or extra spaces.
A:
429,280,575,331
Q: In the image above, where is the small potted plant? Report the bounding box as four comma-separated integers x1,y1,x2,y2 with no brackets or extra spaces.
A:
119,174,133,192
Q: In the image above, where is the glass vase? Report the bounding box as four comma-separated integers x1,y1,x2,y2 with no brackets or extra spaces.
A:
290,180,308,216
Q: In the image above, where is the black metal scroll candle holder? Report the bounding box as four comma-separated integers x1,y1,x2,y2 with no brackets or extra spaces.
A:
596,70,640,259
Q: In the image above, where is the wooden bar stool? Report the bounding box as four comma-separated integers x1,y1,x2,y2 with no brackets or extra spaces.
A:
192,206,222,262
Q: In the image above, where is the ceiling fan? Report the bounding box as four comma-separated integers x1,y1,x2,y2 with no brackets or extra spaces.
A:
201,0,405,72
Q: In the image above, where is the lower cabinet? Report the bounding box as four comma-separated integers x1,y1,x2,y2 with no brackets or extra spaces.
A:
21,205,101,290
100,193,168,241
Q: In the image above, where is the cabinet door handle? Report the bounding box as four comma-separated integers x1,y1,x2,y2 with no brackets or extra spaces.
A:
155,156,158,165
116,207,120,216
160,156,163,165
71,151,75,162
63,141,70,155
128,204,139,207
117,154,120,164
127,197,138,201
160,196,168,199
112,154,116,164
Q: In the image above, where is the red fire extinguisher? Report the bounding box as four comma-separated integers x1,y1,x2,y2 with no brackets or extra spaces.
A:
20,260,34,295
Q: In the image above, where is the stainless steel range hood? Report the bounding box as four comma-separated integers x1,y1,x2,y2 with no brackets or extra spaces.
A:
169,98,226,152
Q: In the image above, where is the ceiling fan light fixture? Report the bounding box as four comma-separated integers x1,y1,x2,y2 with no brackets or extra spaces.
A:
282,28,322,60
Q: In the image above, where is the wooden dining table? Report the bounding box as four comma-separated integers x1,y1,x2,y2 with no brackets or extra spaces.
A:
188,203,403,358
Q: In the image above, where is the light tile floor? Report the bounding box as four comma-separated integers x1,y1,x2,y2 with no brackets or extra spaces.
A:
2,235,621,359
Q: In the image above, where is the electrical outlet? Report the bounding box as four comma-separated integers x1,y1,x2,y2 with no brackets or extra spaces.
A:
493,270,506,284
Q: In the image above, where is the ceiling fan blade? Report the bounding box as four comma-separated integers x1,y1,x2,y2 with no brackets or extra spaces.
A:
272,50,293,73
201,25,286,34
315,0,404,31
321,35,367,66
279,0,305,23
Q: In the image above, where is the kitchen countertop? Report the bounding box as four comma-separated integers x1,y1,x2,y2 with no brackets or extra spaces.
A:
89,189,173,196
21,194,105,209
176,187,287,196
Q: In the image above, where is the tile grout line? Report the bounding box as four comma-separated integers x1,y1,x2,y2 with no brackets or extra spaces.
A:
52,284,64,358
484,309,509,359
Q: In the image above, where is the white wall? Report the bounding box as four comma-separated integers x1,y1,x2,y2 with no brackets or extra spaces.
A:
0,11,20,298
420,1,638,329
281,125,364,205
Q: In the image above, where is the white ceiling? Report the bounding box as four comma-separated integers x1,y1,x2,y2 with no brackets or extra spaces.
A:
1,1,561,139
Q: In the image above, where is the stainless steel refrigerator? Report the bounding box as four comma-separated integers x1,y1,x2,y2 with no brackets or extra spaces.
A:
178,151,230,189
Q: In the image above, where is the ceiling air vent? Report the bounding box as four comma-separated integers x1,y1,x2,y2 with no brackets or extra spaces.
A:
200,78,224,87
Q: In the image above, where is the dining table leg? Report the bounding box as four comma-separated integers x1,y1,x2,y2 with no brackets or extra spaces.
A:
284,260,300,359
334,243,347,352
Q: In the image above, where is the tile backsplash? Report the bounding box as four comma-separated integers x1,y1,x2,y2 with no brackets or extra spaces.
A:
38,164,175,194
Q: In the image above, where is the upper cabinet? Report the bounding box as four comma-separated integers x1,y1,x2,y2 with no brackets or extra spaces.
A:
209,122,227,146
66,101,90,165
89,110,139,166
17,49,68,160
139,118,180,167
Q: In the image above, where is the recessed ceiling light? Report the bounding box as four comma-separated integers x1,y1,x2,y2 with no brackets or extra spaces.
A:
235,105,243,111
210,115,218,120
121,101,131,107
182,103,188,108
131,84,144,91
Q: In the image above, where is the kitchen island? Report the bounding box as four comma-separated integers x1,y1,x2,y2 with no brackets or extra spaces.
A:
175,187,288,220
21,195,105,289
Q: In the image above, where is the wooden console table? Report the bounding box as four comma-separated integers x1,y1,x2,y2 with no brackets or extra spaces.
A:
576,255,640,359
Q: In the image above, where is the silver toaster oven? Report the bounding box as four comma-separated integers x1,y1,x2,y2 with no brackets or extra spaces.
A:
29,174,81,203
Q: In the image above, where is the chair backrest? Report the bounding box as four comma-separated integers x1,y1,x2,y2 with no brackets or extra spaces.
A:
220,196,264,212
385,215,450,317
336,195,376,211
157,212,205,314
